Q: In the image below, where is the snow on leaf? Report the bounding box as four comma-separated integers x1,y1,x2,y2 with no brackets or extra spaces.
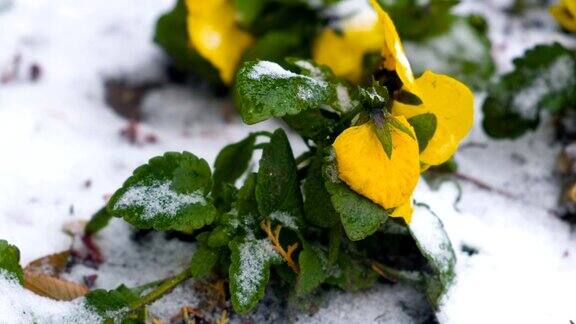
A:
229,237,282,314
408,203,456,308
0,240,23,285
114,180,206,220
235,60,336,124
108,152,217,233
482,43,576,139
269,211,298,230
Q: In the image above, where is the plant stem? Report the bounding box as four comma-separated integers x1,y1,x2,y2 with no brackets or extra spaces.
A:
295,151,314,166
133,279,166,295
128,268,192,311
253,143,268,150
85,206,113,235
252,131,273,138
371,261,423,285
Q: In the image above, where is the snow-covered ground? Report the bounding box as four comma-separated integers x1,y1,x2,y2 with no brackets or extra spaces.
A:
0,0,575,322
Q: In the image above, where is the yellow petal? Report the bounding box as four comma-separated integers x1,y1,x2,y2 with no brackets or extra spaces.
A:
186,0,254,84
333,117,420,209
392,71,474,166
550,0,576,33
369,0,416,91
312,11,385,83
391,199,413,223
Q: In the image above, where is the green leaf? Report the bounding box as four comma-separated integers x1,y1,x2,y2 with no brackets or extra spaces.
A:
408,113,438,152
303,153,338,228
395,89,423,105
408,203,456,308
212,134,256,207
256,129,303,220
190,246,219,278
296,248,328,296
235,60,337,124
373,123,393,159
286,58,359,113
229,236,282,314
85,207,113,235
207,225,232,248
282,109,338,144
235,0,267,26
153,0,220,83
387,114,415,139
108,152,217,233
85,284,140,316
326,252,378,292
235,173,259,220
243,31,307,63
323,155,389,241
328,225,342,265
482,43,576,138
404,15,495,90
0,240,23,284
359,82,389,110
376,0,459,40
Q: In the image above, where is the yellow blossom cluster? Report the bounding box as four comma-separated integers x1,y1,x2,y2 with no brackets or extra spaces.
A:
327,0,473,222
550,0,576,33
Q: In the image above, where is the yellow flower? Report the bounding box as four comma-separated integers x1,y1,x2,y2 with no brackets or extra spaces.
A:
332,1,474,223
185,0,254,84
313,0,415,89
550,0,576,33
391,199,414,223
392,71,474,166
369,0,416,91
312,11,385,83
333,116,420,211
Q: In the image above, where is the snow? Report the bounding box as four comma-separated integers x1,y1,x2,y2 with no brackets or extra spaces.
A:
336,84,354,112
0,271,101,323
113,180,206,220
1,0,576,322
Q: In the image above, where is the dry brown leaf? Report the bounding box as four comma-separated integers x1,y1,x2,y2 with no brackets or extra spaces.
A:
24,272,89,301
24,251,70,277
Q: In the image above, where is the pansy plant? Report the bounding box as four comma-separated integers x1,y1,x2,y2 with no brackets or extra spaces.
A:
0,1,476,321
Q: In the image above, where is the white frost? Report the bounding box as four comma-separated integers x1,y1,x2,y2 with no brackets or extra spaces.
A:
114,180,205,220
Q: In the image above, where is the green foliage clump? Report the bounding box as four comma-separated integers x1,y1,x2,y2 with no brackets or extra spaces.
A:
483,43,576,139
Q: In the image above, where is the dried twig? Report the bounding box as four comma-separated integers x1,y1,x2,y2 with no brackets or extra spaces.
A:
260,219,299,274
